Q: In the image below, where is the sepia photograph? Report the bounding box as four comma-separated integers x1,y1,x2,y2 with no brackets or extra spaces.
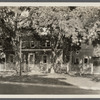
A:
0,3,100,97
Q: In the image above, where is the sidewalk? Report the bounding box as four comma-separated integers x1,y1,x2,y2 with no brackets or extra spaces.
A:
43,73,100,90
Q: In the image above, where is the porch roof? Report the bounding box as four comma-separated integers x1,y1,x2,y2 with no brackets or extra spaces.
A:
22,49,52,52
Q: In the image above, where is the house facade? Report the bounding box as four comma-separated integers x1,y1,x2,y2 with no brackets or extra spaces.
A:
0,34,64,73
0,36,53,72
1,34,100,74
21,36,53,72
71,43,94,74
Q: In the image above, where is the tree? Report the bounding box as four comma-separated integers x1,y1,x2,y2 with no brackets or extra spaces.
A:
25,7,86,72
1,6,100,74
0,7,34,75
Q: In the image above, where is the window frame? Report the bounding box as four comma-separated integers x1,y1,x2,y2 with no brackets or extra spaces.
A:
43,55,47,63
28,53,35,64
9,54,14,63
75,57,79,64
46,41,51,47
30,41,35,48
84,58,88,64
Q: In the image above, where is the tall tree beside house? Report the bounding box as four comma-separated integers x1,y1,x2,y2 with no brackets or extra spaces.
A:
0,7,35,75
87,20,100,57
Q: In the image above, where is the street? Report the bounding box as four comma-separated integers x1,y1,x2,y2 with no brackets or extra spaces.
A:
0,82,100,94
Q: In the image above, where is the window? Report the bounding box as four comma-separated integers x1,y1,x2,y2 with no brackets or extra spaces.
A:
30,55,33,62
40,41,45,47
30,41,35,48
28,53,35,64
75,58,79,64
46,41,51,47
42,43,45,47
41,40,51,47
9,55,13,63
66,55,70,63
0,58,5,63
43,55,47,63
84,58,88,64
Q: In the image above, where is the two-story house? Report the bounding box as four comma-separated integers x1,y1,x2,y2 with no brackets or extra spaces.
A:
2,33,100,75
1,33,63,73
21,35,52,72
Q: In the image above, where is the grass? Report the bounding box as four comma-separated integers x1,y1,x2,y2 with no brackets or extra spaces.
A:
0,74,72,86
74,73,100,82
91,74,100,82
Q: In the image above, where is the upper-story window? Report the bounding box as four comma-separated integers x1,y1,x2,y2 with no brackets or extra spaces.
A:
46,41,51,47
40,40,51,47
42,42,45,47
30,41,35,48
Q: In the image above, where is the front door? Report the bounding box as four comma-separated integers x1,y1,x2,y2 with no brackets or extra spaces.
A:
41,55,48,72
28,53,35,71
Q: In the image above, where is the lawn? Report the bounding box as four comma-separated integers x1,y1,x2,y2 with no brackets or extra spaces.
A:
0,74,72,86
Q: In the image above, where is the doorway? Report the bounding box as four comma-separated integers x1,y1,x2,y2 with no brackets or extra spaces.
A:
28,53,35,71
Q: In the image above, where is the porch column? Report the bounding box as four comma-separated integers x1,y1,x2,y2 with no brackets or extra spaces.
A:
91,63,93,74
5,54,6,71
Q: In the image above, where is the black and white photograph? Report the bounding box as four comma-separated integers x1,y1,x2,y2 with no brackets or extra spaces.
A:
0,3,100,96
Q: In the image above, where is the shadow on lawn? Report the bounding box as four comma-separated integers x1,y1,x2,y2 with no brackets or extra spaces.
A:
0,75,72,86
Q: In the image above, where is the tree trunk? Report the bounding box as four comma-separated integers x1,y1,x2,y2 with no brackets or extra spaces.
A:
69,51,72,72
14,13,22,76
51,51,56,73
19,38,22,76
